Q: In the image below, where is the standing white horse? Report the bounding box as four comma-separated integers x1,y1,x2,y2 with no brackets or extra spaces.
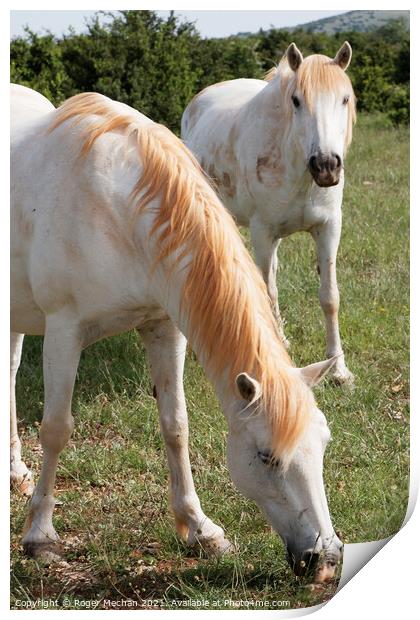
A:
11,84,342,580
181,42,356,385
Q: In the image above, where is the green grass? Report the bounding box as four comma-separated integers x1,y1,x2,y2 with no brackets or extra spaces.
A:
10,114,409,610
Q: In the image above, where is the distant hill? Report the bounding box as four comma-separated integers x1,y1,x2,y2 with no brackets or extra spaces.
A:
234,10,410,40
296,10,409,34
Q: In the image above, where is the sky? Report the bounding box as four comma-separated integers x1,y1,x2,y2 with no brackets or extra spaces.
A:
10,10,348,40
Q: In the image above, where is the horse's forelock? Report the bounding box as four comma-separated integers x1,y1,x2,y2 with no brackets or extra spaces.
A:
275,54,356,150
294,55,354,107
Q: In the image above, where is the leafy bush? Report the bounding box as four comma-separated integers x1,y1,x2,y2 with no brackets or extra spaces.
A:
10,11,409,129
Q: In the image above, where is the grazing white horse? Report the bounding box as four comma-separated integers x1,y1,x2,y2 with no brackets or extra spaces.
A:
181,42,356,385
11,84,342,580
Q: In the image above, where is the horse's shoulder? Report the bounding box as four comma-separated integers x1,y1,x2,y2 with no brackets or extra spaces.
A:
184,80,265,142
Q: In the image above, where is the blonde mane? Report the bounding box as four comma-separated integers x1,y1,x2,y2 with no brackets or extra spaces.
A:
49,93,313,461
265,53,356,151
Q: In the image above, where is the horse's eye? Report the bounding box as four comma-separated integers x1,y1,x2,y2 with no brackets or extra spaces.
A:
258,451,279,467
292,95,300,108
343,95,350,105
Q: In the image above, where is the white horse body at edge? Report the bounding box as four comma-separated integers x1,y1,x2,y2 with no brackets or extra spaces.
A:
181,42,356,384
11,83,342,579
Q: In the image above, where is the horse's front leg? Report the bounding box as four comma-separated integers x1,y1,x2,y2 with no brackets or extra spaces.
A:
312,219,354,385
250,217,289,346
22,315,81,560
138,319,233,555
10,332,34,496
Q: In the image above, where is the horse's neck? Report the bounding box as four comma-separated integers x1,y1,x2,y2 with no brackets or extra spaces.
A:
145,247,266,422
162,283,235,414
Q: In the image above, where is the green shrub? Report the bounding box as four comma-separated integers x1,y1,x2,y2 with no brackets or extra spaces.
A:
10,11,410,127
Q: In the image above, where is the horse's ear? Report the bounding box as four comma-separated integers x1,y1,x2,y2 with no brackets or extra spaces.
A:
334,41,352,71
297,357,338,388
286,43,303,72
236,373,261,402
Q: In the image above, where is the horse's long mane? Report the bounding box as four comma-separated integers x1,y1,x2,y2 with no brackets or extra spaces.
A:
265,53,356,152
49,93,313,462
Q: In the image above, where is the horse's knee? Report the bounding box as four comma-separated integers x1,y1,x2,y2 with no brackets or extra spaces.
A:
321,299,338,316
319,286,339,316
40,413,74,453
161,417,189,450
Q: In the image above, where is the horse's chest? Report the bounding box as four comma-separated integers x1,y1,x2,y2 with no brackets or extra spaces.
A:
252,178,343,236
269,199,337,238
270,208,307,237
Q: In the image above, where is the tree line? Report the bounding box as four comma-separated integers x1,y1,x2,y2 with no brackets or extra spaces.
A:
11,10,409,132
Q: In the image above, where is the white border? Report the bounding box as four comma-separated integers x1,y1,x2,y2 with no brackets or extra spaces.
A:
2,2,416,618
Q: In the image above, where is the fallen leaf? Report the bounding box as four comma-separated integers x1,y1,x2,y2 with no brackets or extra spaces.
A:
391,384,403,393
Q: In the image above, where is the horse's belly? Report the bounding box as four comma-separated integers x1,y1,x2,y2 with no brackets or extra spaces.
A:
11,305,45,335
11,265,46,335
79,307,169,348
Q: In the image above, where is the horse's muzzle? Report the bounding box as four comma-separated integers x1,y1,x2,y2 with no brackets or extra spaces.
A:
309,152,342,187
286,548,320,577
286,540,343,580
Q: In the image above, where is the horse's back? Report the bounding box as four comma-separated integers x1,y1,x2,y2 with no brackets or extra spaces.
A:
182,79,268,224
182,78,265,139
11,87,147,235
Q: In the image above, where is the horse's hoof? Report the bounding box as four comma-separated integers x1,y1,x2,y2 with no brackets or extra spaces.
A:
23,541,64,563
190,530,236,557
204,537,235,557
331,369,355,388
16,476,35,497
217,536,236,555
11,471,35,497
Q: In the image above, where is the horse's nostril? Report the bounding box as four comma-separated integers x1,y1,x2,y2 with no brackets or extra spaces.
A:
309,156,319,173
333,153,342,169
302,551,319,570
287,548,320,576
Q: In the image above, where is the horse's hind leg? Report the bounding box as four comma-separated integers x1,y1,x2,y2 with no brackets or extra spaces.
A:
139,319,233,555
22,316,81,560
10,332,34,496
